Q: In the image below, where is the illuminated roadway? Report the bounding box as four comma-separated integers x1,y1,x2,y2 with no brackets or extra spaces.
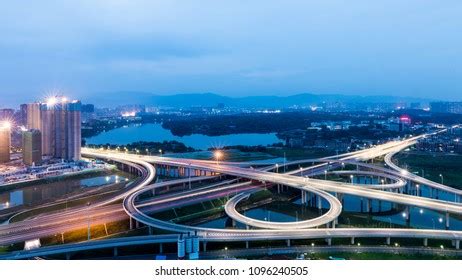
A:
2,127,462,259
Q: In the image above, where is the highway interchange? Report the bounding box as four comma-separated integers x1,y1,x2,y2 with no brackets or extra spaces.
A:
1,126,462,259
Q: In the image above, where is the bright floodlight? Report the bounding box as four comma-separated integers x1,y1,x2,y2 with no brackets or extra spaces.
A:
214,150,223,160
61,97,68,103
47,96,58,106
1,121,11,129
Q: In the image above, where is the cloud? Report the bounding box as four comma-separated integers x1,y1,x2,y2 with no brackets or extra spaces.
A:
0,0,462,106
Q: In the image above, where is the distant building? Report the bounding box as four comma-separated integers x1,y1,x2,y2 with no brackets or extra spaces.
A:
22,129,42,166
81,104,96,122
430,102,462,114
19,104,28,126
0,122,11,163
81,104,95,113
387,116,411,132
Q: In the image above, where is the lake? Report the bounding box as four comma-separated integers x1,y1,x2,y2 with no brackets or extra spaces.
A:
85,123,282,150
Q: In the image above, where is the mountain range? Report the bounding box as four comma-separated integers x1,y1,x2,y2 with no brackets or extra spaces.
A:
86,92,434,108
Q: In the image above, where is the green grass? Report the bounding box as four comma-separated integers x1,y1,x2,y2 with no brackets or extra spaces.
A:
40,220,133,246
395,152,462,188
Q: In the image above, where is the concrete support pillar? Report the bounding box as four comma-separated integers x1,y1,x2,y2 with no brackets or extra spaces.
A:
423,238,428,246
317,196,322,210
148,226,153,235
351,237,355,245
366,199,371,213
135,220,140,229
386,237,391,245
456,240,460,250
159,243,163,254
203,242,207,252
113,247,118,257
129,217,133,230
326,238,332,246
246,241,249,249
446,212,450,229
286,239,291,247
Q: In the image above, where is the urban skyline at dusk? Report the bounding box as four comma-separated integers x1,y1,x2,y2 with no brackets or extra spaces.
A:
2,2,462,277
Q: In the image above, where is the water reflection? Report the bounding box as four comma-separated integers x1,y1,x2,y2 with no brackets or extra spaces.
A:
0,174,127,210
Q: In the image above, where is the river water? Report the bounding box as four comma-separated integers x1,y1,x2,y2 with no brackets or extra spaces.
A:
85,123,282,150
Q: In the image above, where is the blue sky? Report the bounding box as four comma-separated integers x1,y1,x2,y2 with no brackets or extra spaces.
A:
1,0,461,106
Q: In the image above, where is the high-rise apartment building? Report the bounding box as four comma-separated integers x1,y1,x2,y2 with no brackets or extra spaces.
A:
0,122,11,163
40,97,81,161
22,129,42,166
25,103,41,130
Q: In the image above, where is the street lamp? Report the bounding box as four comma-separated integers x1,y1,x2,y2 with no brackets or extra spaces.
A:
439,174,444,185
300,167,303,176
86,202,91,240
188,163,192,190
283,152,286,173
350,175,354,184
275,164,279,173
214,150,223,165
324,170,327,180
158,149,162,156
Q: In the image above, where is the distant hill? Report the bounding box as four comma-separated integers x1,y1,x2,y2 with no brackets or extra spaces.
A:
87,92,433,108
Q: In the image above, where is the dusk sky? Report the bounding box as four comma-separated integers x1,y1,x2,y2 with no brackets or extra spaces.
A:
1,1,461,106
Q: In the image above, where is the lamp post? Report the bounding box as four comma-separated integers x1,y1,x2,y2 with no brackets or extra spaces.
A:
87,202,91,240
188,163,192,190
283,152,286,173
214,150,223,165
158,149,162,157
439,174,444,185
324,170,327,180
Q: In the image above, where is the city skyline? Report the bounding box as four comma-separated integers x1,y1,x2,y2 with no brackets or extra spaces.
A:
1,1,462,107
2,1,462,266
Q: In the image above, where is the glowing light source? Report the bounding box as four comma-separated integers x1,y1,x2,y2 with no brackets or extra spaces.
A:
47,96,58,106
0,121,11,129
214,150,223,162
